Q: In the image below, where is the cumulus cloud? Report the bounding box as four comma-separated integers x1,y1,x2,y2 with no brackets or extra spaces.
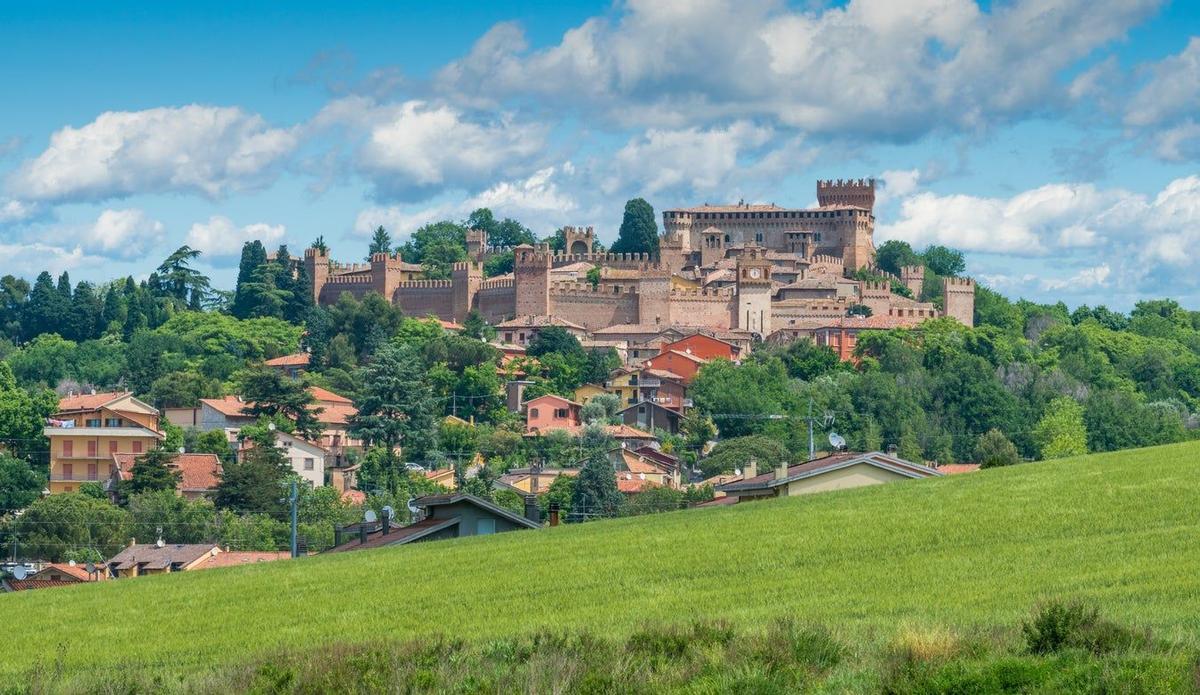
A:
6,105,298,203
185,215,285,260
77,209,165,259
0,198,38,224
313,96,548,201
875,169,921,206
0,242,95,277
1121,37,1200,161
354,165,580,238
880,175,1200,297
603,122,776,196
437,0,1160,138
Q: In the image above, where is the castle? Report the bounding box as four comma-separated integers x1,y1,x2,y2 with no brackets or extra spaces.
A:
303,179,974,342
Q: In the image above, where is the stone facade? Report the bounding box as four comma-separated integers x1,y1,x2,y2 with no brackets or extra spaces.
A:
305,178,975,339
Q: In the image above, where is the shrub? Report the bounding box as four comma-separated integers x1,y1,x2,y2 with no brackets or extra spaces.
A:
1022,599,1149,655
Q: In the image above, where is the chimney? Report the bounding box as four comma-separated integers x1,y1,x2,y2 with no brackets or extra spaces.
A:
744,458,757,480
775,461,788,481
524,495,541,525
381,507,391,535
548,502,560,527
359,524,368,545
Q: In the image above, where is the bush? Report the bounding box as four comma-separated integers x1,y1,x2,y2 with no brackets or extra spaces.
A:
1022,599,1149,655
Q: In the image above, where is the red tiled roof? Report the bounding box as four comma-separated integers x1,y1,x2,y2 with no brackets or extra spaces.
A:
111,452,221,491
496,315,586,330
36,563,92,581
438,320,463,331
196,551,291,569
264,353,310,367
341,490,366,504
694,495,739,507
200,396,253,418
605,424,654,439
524,393,582,408
812,315,927,331
3,579,79,592
309,386,352,404
56,391,130,412
935,464,981,474
314,402,357,425
617,477,660,493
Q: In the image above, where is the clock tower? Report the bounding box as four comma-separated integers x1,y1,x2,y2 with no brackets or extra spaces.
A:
736,246,773,337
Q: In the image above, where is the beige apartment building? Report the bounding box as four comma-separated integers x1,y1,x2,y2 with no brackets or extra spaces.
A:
45,391,163,494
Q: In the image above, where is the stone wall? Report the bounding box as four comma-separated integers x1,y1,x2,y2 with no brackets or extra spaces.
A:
393,281,454,319
548,283,640,330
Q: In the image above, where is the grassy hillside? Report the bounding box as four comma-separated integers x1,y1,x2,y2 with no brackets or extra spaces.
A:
5,442,1200,689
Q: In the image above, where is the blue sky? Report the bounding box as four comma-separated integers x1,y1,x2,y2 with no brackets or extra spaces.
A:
1,0,1198,309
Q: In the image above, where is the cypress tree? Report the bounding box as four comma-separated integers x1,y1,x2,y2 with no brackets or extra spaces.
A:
570,448,622,521
610,198,659,256
231,241,267,319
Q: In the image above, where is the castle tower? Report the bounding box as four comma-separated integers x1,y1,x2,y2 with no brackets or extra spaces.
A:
466,229,488,261
451,261,483,322
304,247,329,304
942,277,976,327
369,252,395,299
563,226,595,255
900,265,925,298
735,246,772,337
659,230,687,275
817,178,876,212
513,244,551,317
637,270,671,327
700,227,724,267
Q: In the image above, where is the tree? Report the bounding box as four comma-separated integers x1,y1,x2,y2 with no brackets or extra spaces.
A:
690,358,794,438
610,198,659,255
216,428,291,518
975,428,1020,468
897,425,923,463
235,366,323,440
697,435,789,479
0,361,56,462
128,490,214,544
581,393,621,424
875,240,922,276
367,226,392,259
570,448,622,521
527,326,584,358
11,493,131,562
1033,397,1088,460
121,447,183,499
22,271,69,340
194,429,235,462
310,236,329,254
231,240,268,319
771,339,842,381
0,455,45,515
350,344,437,484
922,245,966,277
155,245,210,307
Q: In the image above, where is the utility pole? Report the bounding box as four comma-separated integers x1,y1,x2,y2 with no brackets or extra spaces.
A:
807,398,815,461
288,479,299,558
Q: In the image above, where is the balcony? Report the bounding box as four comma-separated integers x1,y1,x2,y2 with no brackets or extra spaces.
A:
639,377,662,388
50,472,103,482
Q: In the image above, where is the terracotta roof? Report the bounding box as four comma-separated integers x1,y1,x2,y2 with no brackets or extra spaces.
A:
341,490,367,504
107,544,219,571
195,551,290,569
605,424,655,439
438,320,464,331
694,495,739,507
641,369,688,382
264,353,310,367
619,450,670,475
657,350,708,364
314,402,356,425
35,563,92,581
633,446,679,471
524,393,582,408
309,386,352,404
810,315,927,331
617,477,660,493
496,315,586,331
200,396,253,418
3,579,80,592
111,452,222,491
56,391,132,412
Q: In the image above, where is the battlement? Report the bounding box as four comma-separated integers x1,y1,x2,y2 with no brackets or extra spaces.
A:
817,177,876,211
944,277,976,289
304,247,328,259
861,281,891,293
325,273,374,285
552,252,660,268
330,261,371,273
900,265,924,277
550,281,637,295
395,279,453,289
669,287,734,299
479,277,514,290
451,261,483,272
562,225,594,236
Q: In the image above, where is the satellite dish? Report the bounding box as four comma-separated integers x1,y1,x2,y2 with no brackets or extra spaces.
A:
638,473,646,480
406,497,421,516
734,468,742,476
625,473,632,479
12,566,27,580
381,505,395,521
829,432,846,450
178,447,186,454
363,509,378,524
68,559,77,567
156,538,165,548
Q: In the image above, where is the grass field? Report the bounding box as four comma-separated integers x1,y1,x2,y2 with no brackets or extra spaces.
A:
5,441,1200,691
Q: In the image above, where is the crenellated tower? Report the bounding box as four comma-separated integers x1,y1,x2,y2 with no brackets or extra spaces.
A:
513,244,552,317
816,178,876,211
304,247,329,304
942,277,976,327
735,245,773,337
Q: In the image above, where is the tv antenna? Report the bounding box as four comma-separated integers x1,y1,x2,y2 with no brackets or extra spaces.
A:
406,497,421,518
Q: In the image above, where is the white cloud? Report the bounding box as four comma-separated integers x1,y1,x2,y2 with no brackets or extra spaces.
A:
6,105,298,202
0,242,92,277
185,215,285,260
881,175,1200,297
353,165,580,238
603,122,775,196
0,198,38,223
1122,37,1200,161
438,0,1160,138
313,96,548,201
875,169,921,206
77,209,165,259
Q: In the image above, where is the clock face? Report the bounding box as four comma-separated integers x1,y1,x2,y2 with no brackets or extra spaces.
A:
749,268,762,279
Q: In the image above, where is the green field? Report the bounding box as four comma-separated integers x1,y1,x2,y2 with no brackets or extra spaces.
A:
5,442,1200,691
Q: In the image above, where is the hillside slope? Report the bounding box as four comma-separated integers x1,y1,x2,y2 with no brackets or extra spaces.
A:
4,442,1200,681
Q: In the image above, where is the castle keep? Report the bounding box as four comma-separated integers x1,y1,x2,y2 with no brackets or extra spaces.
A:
304,178,974,341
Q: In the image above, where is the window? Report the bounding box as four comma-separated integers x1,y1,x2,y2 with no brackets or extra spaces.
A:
105,418,121,427
476,518,496,535
554,408,568,418
504,332,512,342
87,464,98,481
304,458,315,471
87,441,97,457
109,441,118,454
132,441,143,454
63,441,74,457
86,419,101,428
530,408,539,419
62,463,73,479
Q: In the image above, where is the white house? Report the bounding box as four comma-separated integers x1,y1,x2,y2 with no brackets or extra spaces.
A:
238,431,327,488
